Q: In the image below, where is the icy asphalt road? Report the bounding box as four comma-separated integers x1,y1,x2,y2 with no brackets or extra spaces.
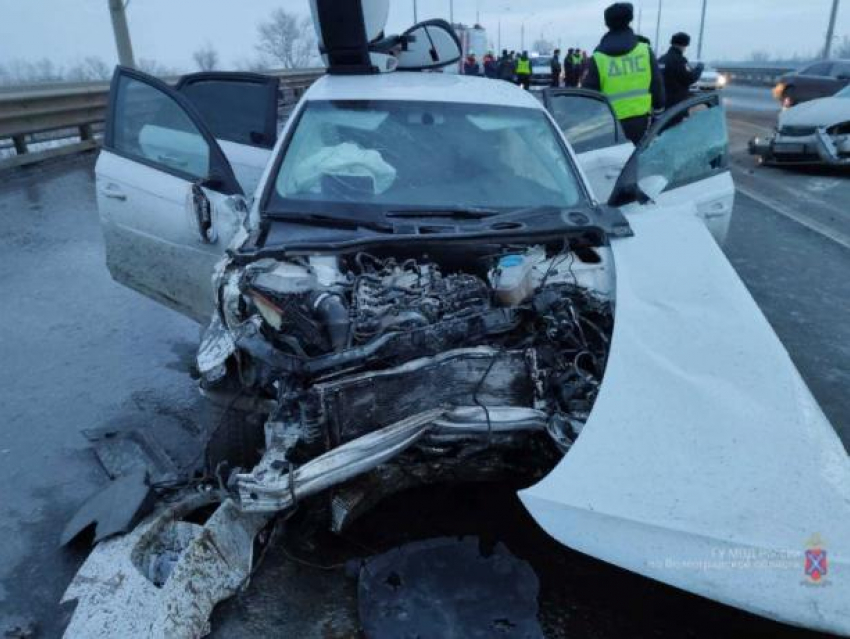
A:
0,85,848,638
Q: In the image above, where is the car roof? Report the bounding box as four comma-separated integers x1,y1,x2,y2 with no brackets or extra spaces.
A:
303,72,545,110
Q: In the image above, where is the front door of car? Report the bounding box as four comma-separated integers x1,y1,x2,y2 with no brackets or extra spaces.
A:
609,93,734,245
542,88,633,203
96,67,247,323
176,72,281,198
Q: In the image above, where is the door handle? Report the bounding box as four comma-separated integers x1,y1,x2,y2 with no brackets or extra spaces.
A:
100,185,127,201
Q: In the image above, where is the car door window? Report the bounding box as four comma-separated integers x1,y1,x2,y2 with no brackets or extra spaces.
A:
546,91,622,153
609,95,727,205
637,104,727,193
803,62,833,76
111,74,211,179
831,62,850,79
176,73,279,148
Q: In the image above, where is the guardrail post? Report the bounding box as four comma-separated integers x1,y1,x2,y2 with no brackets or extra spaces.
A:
79,124,94,141
12,135,28,156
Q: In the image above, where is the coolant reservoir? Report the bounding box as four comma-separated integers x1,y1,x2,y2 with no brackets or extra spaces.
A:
491,251,539,306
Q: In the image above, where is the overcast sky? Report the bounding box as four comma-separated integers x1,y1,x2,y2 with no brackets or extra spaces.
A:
1,0,847,71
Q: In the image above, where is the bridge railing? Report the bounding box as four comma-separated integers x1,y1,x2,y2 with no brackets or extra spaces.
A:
0,68,324,171
713,64,798,86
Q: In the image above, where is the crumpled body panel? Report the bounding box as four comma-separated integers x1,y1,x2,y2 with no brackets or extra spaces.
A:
520,204,850,635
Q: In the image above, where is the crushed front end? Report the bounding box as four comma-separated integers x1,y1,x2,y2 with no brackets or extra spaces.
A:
200,241,615,524
749,122,850,165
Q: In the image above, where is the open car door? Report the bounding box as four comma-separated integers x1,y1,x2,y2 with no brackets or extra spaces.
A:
542,88,632,203
609,93,735,245
521,93,850,635
176,71,280,197
97,67,248,323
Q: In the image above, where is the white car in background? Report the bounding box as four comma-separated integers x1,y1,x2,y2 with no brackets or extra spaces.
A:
750,83,850,165
692,65,727,91
61,1,850,637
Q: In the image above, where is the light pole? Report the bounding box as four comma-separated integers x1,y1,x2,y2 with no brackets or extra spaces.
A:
108,0,135,68
697,0,708,60
637,7,643,34
449,0,454,25
413,0,418,22
654,0,663,54
824,0,841,59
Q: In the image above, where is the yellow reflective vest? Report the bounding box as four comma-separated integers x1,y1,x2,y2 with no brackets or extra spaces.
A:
593,42,652,120
516,58,531,75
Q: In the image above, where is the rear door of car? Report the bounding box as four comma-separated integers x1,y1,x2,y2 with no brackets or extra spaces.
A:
796,62,834,103
96,67,248,323
542,88,632,202
609,92,734,244
176,72,280,197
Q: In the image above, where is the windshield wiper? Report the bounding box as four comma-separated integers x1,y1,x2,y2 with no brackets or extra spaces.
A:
385,207,499,220
265,212,394,233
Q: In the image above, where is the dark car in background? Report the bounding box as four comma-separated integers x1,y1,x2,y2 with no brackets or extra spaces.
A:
774,59,850,107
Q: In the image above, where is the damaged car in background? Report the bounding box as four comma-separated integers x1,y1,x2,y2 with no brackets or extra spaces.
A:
62,1,850,637
750,82,850,165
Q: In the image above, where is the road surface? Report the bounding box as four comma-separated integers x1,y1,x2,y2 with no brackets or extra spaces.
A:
0,84,847,638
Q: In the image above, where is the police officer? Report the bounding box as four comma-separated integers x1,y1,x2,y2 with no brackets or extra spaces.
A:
584,2,665,144
659,32,704,108
516,51,532,90
550,49,562,87
564,48,576,86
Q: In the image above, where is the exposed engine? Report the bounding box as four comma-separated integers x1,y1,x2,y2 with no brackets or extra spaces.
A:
214,244,615,515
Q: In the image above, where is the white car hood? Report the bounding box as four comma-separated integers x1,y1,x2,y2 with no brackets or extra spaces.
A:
521,203,850,635
780,96,850,128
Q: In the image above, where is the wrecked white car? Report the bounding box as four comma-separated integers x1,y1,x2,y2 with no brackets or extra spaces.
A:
63,3,850,638
749,83,850,165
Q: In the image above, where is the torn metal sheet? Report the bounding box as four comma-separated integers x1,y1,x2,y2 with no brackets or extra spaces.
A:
82,426,182,485
358,537,543,639
520,203,850,636
62,494,269,639
196,313,235,382
60,469,155,545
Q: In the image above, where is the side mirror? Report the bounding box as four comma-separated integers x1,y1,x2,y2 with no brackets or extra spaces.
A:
395,20,462,71
637,175,669,203
837,74,850,81
192,182,217,243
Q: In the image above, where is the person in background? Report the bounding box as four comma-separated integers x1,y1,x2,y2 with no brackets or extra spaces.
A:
659,32,704,108
564,48,576,86
583,2,665,144
578,50,589,85
515,50,532,90
463,53,480,76
483,51,498,79
550,49,562,87
497,49,514,82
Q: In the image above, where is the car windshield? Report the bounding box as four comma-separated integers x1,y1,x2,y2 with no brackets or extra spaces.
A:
533,57,552,67
265,100,584,218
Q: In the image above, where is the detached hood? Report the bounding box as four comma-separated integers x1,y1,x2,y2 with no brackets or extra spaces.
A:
780,96,850,128
521,204,850,635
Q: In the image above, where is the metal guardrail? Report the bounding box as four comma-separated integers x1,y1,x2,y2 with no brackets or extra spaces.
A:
713,64,798,86
0,68,324,171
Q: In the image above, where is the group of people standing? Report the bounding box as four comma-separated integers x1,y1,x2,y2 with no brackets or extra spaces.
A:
548,48,590,88
462,49,590,90
463,2,704,146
